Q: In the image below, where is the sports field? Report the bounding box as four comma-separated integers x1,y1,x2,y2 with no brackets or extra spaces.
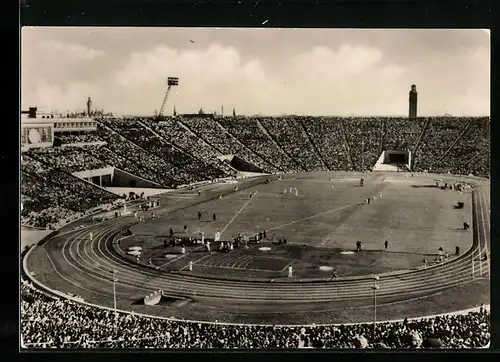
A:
124,172,473,280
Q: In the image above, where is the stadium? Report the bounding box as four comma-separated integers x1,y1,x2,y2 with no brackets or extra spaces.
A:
21,102,490,348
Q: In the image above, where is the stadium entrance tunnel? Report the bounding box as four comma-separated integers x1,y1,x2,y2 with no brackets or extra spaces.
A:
372,151,412,172
228,155,266,173
73,167,163,189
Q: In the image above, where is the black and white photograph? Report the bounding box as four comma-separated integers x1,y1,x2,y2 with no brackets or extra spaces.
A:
20,27,490,349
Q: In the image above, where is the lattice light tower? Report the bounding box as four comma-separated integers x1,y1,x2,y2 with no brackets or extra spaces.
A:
158,77,179,117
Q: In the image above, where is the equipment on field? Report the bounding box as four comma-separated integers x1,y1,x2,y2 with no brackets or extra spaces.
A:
144,290,163,306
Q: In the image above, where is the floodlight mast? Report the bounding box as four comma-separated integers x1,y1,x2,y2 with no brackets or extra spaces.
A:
158,77,178,118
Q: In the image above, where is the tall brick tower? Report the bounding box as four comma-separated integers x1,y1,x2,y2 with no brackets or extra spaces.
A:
409,84,417,119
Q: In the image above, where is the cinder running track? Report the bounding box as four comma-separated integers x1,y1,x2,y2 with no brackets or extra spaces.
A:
25,176,490,323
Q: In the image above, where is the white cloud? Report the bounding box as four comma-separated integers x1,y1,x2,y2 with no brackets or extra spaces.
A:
112,44,273,115
109,43,411,116
38,41,105,61
21,36,489,116
25,81,98,113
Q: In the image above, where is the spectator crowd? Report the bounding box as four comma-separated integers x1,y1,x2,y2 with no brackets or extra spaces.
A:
21,155,118,229
20,115,490,348
20,277,489,349
21,115,490,229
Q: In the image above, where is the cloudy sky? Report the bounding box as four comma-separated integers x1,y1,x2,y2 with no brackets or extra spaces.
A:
21,28,490,117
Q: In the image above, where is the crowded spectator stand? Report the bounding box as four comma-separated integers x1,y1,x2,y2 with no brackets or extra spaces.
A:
20,115,490,348
20,274,489,349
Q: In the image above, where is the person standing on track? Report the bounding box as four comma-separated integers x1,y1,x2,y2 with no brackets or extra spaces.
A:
213,213,216,222
184,224,188,232
356,241,362,252
384,240,388,251
330,268,338,281
169,227,174,237
198,211,202,220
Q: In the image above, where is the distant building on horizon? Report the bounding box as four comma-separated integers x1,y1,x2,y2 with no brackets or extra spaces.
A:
409,84,417,119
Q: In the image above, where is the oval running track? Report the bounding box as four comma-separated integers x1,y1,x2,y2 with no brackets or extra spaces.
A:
25,180,490,323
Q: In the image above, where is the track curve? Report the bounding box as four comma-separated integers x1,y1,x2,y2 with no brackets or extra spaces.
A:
25,176,490,322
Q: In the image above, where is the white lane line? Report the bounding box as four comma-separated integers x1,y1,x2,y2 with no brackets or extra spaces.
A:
479,190,490,277
42,230,119,298
474,191,482,277
476,190,486,276
37,240,481,301
68,223,151,293
45,234,479,300
30,204,484,300
196,263,275,272
70,225,150,292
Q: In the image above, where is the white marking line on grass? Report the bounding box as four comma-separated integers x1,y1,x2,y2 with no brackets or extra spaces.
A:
117,234,135,242
193,254,213,265
158,245,205,268
280,262,293,272
267,202,359,232
219,192,258,237
232,255,254,268
179,253,212,271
